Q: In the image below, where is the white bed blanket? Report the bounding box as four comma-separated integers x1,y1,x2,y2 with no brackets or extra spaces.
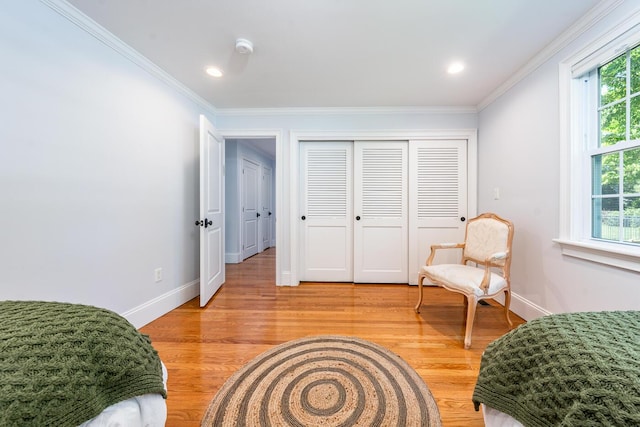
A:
80,363,168,427
483,404,524,427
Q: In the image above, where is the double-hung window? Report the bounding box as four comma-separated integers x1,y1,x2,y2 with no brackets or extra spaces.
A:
591,46,640,244
557,16,640,272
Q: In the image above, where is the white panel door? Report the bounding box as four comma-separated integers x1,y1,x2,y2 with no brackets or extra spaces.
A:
242,158,260,260
408,140,468,285
353,141,408,283
199,115,225,307
261,165,273,251
299,141,353,282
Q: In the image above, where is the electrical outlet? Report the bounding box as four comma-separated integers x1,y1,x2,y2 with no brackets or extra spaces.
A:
154,268,163,283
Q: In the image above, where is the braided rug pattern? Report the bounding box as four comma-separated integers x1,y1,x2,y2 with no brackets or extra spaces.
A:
202,335,441,426
0,301,166,427
473,311,640,427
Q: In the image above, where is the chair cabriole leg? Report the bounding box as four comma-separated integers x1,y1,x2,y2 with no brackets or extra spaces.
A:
504,289,513,327
464,295,478,349
415,274,424,313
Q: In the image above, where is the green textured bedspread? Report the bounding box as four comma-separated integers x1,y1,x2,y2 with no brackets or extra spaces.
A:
473,311,640,426
0,301,166,426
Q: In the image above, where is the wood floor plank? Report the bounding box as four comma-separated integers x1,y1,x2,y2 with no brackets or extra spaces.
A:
141,248,525,426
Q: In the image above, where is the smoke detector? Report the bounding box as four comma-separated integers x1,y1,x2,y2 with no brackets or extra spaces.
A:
235,38,254,55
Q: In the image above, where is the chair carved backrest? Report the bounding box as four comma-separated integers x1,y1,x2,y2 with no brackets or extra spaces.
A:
461,213,514,279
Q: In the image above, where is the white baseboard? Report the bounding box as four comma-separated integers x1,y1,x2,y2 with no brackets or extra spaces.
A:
492,291,552,321
509,292,552,320
225,252,242,263
122,279,199,329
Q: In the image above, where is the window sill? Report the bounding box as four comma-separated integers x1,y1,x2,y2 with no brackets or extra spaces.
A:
553,238,640,273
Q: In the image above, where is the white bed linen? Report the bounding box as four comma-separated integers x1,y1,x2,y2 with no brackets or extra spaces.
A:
482,404,524,427
79,362,168,427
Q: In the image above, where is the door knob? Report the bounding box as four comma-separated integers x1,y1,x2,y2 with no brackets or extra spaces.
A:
257,212,261,218
204,219,213,228
301,215,306,220
195,220,203,226
460,217,466,222
268,211,272,216
355,216,361,221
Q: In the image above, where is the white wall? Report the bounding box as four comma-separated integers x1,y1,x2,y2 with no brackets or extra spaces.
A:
13,0,625,327
217,109,478,285
478,2,640,318
0,1,213,326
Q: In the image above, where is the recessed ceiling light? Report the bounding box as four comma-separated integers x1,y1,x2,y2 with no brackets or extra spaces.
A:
205,66,223,78
447,62,465,74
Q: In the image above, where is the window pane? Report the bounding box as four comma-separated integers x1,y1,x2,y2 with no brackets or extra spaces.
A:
623,197,640,244
599,102,626,146
592,197,619,240
631,46,640,94
623,148,640,193
600,54,626,106
632,95,640,140
592,152,619,195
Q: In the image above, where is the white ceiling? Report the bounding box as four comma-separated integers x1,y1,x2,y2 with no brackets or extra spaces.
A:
67,0,602,109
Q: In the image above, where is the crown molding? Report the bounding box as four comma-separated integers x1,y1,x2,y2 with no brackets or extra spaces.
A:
215,106,477,117
42,0,619,117
288,128,478,141
477,0,625,111
40,0,217,117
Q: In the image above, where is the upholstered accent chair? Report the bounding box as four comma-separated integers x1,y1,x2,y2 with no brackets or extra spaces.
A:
415,213,514,349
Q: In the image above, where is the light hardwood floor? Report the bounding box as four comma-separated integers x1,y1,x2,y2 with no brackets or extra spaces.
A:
140,248,525,426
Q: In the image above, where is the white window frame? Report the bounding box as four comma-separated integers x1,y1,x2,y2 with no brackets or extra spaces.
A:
556,11,640,273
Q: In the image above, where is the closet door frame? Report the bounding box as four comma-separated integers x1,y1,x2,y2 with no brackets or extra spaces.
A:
289,130,478,286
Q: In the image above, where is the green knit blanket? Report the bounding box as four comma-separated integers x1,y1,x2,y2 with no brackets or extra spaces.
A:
473,311,640,427
0,301,166,426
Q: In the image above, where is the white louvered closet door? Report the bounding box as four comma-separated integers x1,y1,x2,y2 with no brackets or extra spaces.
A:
299,141,353,282
353,141,408,283
408,140,468,285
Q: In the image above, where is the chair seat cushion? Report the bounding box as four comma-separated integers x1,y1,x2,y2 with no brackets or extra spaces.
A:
421,264,507,297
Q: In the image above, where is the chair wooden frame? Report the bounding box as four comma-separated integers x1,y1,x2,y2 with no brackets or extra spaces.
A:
415,213,514,349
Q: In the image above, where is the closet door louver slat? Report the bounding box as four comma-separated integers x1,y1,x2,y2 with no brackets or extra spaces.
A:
361,148,404,218
417,147,460,218
306,149,348,217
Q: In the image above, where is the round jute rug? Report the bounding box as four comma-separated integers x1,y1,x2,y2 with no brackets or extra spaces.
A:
201,335,442,426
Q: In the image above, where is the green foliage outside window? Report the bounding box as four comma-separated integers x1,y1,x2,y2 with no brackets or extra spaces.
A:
593,45,640,244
